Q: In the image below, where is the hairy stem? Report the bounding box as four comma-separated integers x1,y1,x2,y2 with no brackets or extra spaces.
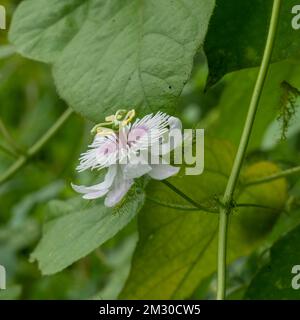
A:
216,0,282,300
0,142,18,158
161,180,217,213
147,195,275,213
0,108,73,185
245,165,300,186
147,194,218,213
0,117,24,155
235,203,278,211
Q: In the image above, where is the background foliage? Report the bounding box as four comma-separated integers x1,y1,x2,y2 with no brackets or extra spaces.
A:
0,0,300,299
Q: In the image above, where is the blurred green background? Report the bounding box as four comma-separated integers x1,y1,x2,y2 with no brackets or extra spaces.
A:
1,0,300,300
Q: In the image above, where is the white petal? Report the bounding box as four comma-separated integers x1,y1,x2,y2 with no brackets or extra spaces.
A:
130,112,170,151
104,180,133,207
71,165,117,194
77,133,119,172
168,116,182,131
71,183,96,194
132,112,169,132
148,164,180,180
152,116,183,156
104,168,134,207
83,189,109,200
123,163,152,179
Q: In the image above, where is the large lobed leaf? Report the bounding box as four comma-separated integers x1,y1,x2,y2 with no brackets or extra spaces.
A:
10,0,300,122
9,0,215,121
8,0,89,63
30,189,145,275
120,140,287,299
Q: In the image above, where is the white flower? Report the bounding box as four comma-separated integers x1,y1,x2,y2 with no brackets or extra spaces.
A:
72,111,182,207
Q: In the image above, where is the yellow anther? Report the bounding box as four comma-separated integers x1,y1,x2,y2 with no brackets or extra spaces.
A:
91,109,137,135
115,109,127,120
122,109,136,126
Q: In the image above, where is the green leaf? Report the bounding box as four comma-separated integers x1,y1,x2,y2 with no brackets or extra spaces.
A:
9,0,215,121
209,60,300,150
237,161,288,240
245,221,300,299
205,0,300,87
30,189,145,275
120,140,287,299
9,0,89,64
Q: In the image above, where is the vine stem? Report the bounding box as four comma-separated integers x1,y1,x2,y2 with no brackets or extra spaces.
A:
0,108,73,185
0,117,23,154
0,142,18,158
216,0,282,300
245,165,300,186
161,180,217,213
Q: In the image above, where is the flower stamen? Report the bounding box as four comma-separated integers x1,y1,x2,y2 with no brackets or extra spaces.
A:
91,109,136,134
122,109,136,126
